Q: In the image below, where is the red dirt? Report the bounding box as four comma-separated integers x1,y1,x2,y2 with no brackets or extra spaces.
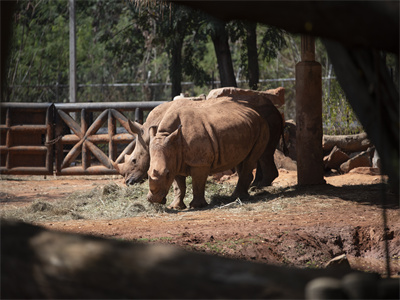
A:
1,170,399,276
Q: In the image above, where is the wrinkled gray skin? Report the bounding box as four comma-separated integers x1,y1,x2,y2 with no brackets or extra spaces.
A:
147,98,269,209
115,88,284,208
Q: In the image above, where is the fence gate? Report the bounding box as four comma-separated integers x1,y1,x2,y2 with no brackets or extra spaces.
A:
0,101,165,176
0,103,54,175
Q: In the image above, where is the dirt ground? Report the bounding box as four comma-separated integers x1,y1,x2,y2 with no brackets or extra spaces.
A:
1,169,399,277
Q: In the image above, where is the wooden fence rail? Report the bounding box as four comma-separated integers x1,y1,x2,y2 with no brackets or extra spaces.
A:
0,101,166,176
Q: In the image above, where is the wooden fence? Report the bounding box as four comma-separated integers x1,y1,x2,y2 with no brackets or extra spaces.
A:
0,101,165,176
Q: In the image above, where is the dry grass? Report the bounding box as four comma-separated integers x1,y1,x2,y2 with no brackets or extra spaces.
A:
2,174,365,224
1,178,240,223
1,181,160,223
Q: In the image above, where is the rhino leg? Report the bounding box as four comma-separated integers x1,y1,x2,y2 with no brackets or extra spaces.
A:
252,161,264,187
260,154,279,186
232,161,252,200
253,151,279,187
233,135,268,198
189,167,209,209
168,176,187,210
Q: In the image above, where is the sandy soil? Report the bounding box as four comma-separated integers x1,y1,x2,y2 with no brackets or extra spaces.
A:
1,170,399,277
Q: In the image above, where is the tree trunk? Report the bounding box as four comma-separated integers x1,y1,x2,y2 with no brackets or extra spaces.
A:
210,21,237,87
245,22,259,90
169,38,183,99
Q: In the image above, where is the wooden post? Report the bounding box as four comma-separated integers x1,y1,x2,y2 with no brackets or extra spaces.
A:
295,35,325,185
69,0,76,105
135,108,143,124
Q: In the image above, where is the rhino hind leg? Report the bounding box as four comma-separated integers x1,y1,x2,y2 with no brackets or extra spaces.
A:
231,161,253,200
252,152,279,187
189,167,209,209
168,176,187,210
252,162,264,187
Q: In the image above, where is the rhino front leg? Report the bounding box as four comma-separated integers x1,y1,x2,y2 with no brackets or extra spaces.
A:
168,175,187,210
189,167,209,209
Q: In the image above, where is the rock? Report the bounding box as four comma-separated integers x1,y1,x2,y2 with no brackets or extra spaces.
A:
323,146,350,170
324,254,351,270
274,149,297,171
341,272,379,299
372,149,382,170
212,169,234,182
349,167,381,175
340,150,372,173
278,119,297,161
206,87,285,109
173,93,206,101
305,277,346,300
322,132,371,152
378,278,400,299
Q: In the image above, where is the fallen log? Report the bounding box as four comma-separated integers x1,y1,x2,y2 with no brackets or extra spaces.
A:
322,132,371,153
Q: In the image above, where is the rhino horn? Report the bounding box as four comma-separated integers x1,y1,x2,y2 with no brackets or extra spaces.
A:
117,163,125,174
111,160,120,173
128,120,143,135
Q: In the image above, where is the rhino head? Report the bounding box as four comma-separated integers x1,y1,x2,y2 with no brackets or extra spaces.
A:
147,126,182,204
117,120,151,186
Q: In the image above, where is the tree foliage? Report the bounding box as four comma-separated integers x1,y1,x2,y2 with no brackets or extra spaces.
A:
7,0,397,134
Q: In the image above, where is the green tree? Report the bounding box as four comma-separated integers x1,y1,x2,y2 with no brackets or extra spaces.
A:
207,18,237,87
229,21,286,90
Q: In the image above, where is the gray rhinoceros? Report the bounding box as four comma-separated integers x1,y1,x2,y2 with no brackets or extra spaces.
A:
206,87,284,186
147,97,270,209
115,88,284,191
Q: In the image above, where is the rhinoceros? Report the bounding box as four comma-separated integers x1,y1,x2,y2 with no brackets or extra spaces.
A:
116,95,210,185
115,88,284,191
206,87,284,186
147,98,269,209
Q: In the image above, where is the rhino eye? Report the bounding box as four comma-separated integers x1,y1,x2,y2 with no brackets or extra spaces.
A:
132,159,137,164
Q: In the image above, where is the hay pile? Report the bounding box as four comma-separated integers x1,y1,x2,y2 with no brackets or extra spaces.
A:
1,179,236,223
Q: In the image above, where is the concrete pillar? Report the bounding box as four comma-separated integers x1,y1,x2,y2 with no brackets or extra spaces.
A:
295,35,325,185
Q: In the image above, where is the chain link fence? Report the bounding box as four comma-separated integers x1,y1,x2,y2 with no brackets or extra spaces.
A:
7,76,362,135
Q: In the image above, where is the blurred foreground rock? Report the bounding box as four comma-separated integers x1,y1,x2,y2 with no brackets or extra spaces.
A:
2,220,398,299
0,220,353,299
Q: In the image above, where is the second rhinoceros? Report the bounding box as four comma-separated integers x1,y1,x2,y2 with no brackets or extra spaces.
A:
147,98,269,209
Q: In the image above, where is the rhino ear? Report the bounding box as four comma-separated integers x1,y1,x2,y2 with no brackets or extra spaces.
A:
148,126,157,140
165,125,182,145
128,120,143,135
148,168,160,180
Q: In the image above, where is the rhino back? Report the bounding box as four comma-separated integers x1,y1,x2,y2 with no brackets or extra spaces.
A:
158,100,268,173
143,97,226,142
207,88,284,158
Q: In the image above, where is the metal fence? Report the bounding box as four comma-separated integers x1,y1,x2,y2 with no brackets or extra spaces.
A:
0,101,165,176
